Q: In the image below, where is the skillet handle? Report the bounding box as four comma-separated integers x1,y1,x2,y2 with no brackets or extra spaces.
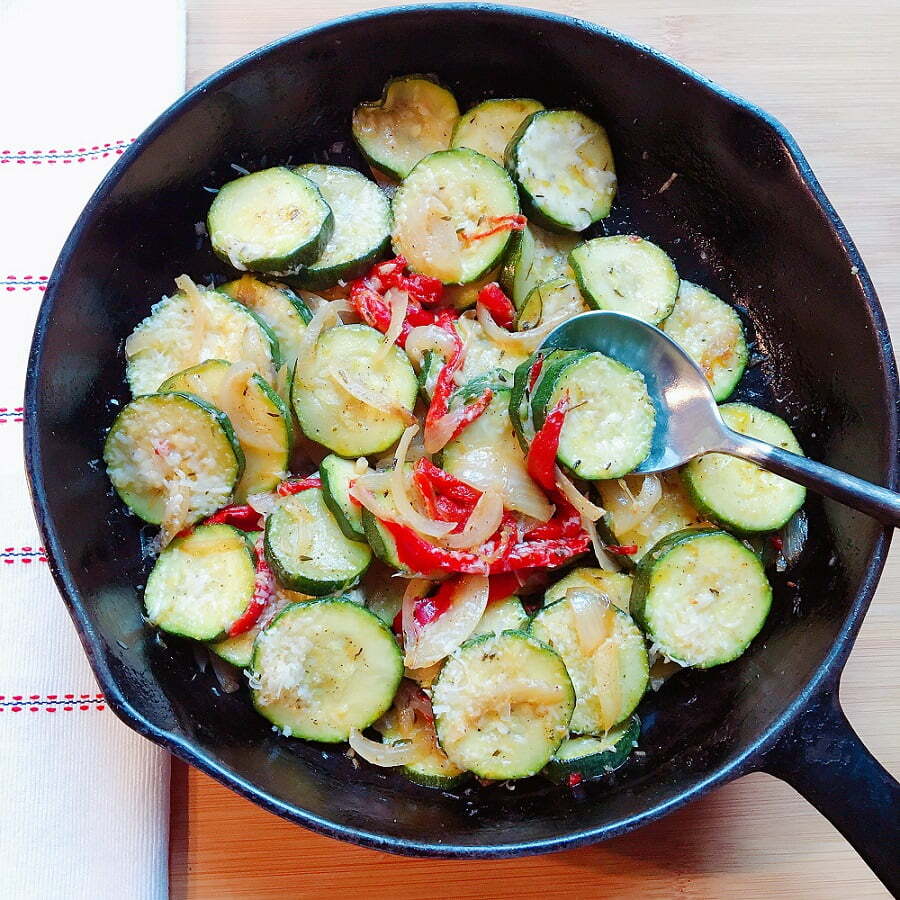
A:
760,683,899,892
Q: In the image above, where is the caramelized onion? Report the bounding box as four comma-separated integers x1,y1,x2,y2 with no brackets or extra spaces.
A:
376,287,409,359
404,575,489,669
404,324,458,368
611,474,662,533
584,516,619,572
567,587,614,655
391,426,457,537
401,578,432,654
294,299,352,388
348,728,417,767
329,368,416,425
476,300,564,352
554,467,605,521
442,489,504,550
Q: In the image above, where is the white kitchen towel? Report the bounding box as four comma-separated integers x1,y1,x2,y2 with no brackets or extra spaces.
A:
0,2,185,897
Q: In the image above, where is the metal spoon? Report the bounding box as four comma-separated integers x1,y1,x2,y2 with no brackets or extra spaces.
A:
540,310,900,526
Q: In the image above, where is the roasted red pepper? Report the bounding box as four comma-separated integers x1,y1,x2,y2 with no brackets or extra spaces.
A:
476,282,516,328
203,504,263,531
487,572,521,603
526,394,570,493
423,310,465,427
606,544,639,556
528,354,546,392
347,256,446,346
567,772,584,788
227,536,275,637
461,214,526,244
412,459,482,527
277,475,322,496
413,579,457,627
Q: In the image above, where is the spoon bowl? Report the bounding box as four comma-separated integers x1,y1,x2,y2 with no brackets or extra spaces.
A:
540,310,900,525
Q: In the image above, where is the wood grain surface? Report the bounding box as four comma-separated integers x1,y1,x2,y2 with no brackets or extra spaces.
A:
172,2,899,896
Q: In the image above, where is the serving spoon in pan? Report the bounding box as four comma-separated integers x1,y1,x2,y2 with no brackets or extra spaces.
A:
540,310,900,526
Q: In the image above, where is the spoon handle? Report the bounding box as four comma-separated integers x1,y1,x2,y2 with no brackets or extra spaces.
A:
720,429,900,527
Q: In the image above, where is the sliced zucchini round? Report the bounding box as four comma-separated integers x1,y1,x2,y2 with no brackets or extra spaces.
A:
160,360,292,502
320,453,366,541
543,567,633,613
530,592,648,734
359,470,410,574
597,472,705,565
361,562,406,626
508,348,575,451
250,598,403,742
450,98,544,165
631,528,773,668
570,235,679,325
292,323,418,457
432,631,575,780
220,275,312,370
515,277,587,332
125,280,279,396
103,392,242,528
441,384,550,520
377,683,467,789
501,222,580,310
352,75,459,180
293,164,392,289
544,716,641,783
471,595,529,638
207,167,333,273
533,351,655,480
264,488,371,595
144,523,256,641
442,266,501,311
662,281,748,401
683,403,806,533
506,110,616,232
392,148,520,285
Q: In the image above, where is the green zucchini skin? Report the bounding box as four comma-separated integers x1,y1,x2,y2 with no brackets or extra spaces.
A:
319,454,366,541
207,167,334,274
543,716,641,783
264,488,372,595
630,527,773,668
682,403,806,534
450,97,544,165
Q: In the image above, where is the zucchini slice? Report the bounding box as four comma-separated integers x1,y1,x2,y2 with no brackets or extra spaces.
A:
501,222,580,310
505,110,616,232
544,567,633,613
220,275,312,370
104,392,242,530
441,384,552,520
471,595,529,638
207,167,333,274
450,98,544,165
376,682,467,788
508,348,575,451
264,488,372,595
160,360,292,502
392,148,520,284
530,592,648,734
320,453,366,540
662,281,748,401
515,276,587,332
544,716,640,783
361,562,406,626
250,598,403,741
125,279,279,396
532,351,655,480
597,472,705,565
683,403,806,533
432,631,575,780
144,524,256,641
291,323,418,457
443,266,501,311
293,164,392,289
631,528,773,668
352,75,459,180
570,235,679,325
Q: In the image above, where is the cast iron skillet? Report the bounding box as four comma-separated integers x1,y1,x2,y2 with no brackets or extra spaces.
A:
24,4,900,887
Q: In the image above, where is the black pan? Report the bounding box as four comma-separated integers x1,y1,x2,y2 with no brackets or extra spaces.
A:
24,4,899,888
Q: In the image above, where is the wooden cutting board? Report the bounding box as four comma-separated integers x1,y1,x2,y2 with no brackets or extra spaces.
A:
172,2,899,896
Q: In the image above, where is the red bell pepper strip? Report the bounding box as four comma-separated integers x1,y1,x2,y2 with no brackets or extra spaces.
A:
423,311,465,431
277,475,322,496
227,536,275,637
528,355,546,392
606,544,639,556
526,394,570,493
476,282,516,328
203,504,263,531
461,214,526,244
413,459,482,506
412,458,482,527
413,578,457,627
487,572,521,603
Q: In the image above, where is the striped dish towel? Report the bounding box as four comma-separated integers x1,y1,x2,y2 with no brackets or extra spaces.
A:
0,2,185,897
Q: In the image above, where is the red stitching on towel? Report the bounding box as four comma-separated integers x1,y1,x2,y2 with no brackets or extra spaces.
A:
0,139,134,164
1,547,46,563
0,693,106,712
3,276,48,292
